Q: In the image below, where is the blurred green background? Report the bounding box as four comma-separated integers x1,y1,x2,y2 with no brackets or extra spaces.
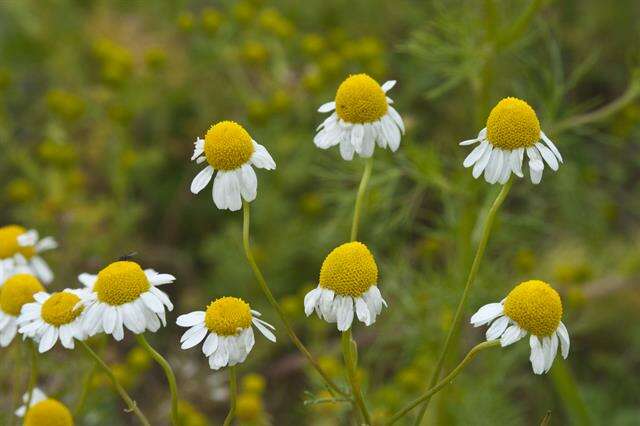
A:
1,0,639,424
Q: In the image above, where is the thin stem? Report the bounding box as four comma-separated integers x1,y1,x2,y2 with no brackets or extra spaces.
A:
341,330,372,425
25,341,38,410
413,180,512,424
241,201,346,396
135,334,180,426
223,367,237,426
351,157,374,242
74,361,98,416
79,341,151,426
386,341,500,425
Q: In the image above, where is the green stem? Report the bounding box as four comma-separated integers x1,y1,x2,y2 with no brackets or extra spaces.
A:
135,334,180,426
25,341,38,410
351,157,374,242
413,180,512,425
242,201,346,396
74,360,98,416
341,330,372,425
79,341,151,426
223,367,237,426
386,341,500,425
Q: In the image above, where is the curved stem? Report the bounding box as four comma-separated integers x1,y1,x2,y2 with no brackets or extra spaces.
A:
242,201,346,396
223,366,237,426
413,180,512,424
25,340,38,410
387,341,499,425
341,330,372,425
79,341,151,426
74,361,97,416
351,157,374,242
135,334,180,426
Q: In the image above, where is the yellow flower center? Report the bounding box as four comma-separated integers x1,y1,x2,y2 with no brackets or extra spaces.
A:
486,97,541,150
41,292,83,326
319,241,378,297
335,74,388,123
235,393,263,421
203,121,255,170
204,297,252,335
93,261,150,306
24,398,74,426
503,280,562,337
0,225,36,259
0,274,44,316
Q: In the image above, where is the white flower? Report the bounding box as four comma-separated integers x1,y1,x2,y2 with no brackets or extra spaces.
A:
190,120,276,211
18,288,89,352
15,387,47,417
176,296,276,370
314,73,405,160
79,260,175,341
304,242,387,331
471,280,570,374
461,97,562,185
0,225,57,284
0,273,44,347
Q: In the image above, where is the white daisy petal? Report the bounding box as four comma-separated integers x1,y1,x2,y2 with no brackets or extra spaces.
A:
470,303,504,327
190,166,214,194
176,311,206,327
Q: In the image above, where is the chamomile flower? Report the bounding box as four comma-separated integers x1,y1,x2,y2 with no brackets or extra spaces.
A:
79,260,175,341
16,388,74,426
304,242,387,331
190,120,276,211
0,225,57,284
1,257,32,287
176,296,276,370
470,280,570,374
314,73,405,160
18,288,88,352
460,97,563,185
0,273,44,347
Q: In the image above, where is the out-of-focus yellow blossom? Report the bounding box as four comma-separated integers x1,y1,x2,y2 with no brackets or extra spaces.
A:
280,294,300,318
6,178,35,202
38,140,77,167
242,373,266,394
270,89,291,113
201,8,222,34
178,400,208,426
232,1,254,24
366,59,388,79
177,11,194,31
396,367,423,391
301,34,325,56
302,69,323,92
248,98,269,123
317,356,341,379
259,8,294,38
241,41,269,64
375,385,402,407
299,192,323,216
45,89,85,121
66,169,86,191
145,48,167,71
553,260,592,284
127,346,152,371
319,53,343,76
120,148,138,170
107,103,133,124
355,37,383,59
235,392,264,422
92,38,133,84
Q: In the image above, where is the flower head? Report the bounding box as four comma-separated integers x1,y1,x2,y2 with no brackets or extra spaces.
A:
79,260,175,341
470,280,570,374
190,121,276,211
0,225,57,283
176,296,276,370
315,74,405,160
461,97,563,184
18,288,88,352
0,273,44,346
304,242,387,331
15,388,73,426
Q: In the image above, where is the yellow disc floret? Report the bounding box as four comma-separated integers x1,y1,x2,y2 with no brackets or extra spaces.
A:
503,280,562,337
0,274,44,316
486,97,541,150
24,398,74,426
319,242,378,297
41,292,83,326
205,297,252,335
335,74,388,123
204,121,255,170
0,225,36,259
93,261,150,306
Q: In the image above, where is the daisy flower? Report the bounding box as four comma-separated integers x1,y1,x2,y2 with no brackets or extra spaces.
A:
304,242,387,331
79,260,175,341
0,273,44,347
190,120,276,211
1,257,32,288
470,280,570,375
15,388,74,426
0,225,57,284
460,97,563,184
18,288,88,352
314,73,405,160
176,296,276,370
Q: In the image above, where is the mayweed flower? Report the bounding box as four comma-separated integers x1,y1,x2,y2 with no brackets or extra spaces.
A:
460,97,563,184
190,121,276,211
15,388,74,426
176,296,276,370
18,288,88,352
79,261,175,341
0,225,57,284
470,280,570,374
304,242,387,331
314,74,405,160
0,274,44,347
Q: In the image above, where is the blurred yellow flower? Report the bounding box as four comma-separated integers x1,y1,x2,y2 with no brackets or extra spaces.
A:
259,8,294,38
241,41,269,64
178,400,208,426
6,178,35,202
317,356,341,379
201,8,222,34
242,373,267,394
235,392,264,422
38,140,77,167
301,34,325,56
232,1,255,24
127,346,152,371
45,89,85,121
177,11,194,31
145,48,167,71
